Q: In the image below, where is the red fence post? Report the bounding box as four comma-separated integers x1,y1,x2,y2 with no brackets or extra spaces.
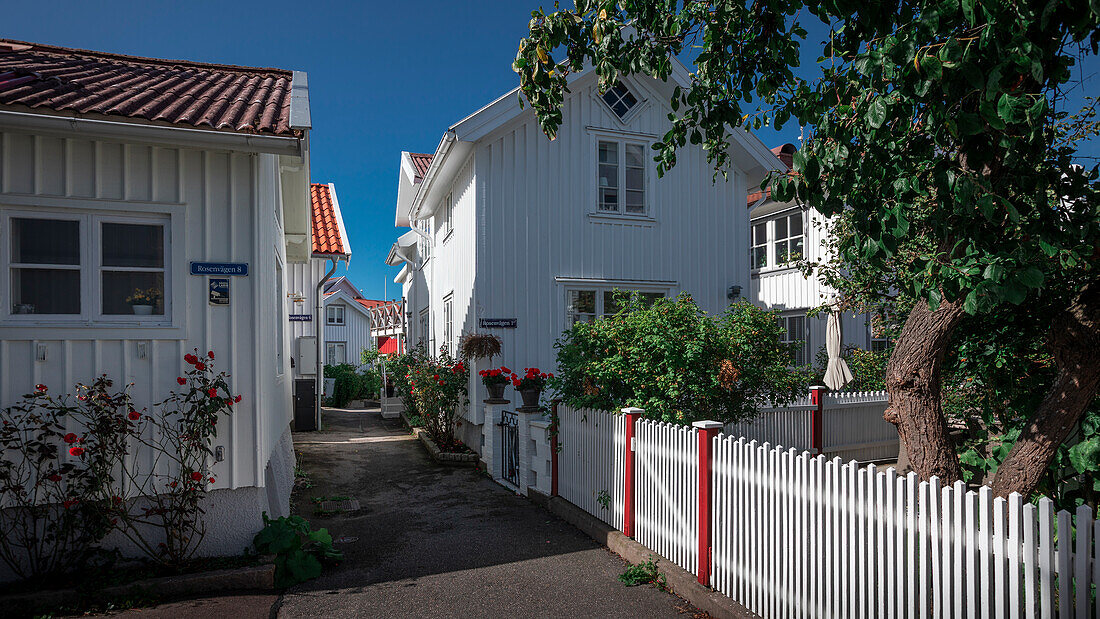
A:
693,420,723,586
621,407,643,538
551,399,561,497
809,386,826,455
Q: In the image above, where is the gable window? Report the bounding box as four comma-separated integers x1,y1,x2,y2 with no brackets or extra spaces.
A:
442,293,454,356
566,286,666,328
750,211,805,270
778,313,809,366
326,342,346,365
601,81,638,119
597,141,646,215
7,211,170,320
326,304,345,326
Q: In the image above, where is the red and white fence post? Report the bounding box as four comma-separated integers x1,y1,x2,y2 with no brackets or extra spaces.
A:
693,420,723,586
621,407,644,538
809,386,826,455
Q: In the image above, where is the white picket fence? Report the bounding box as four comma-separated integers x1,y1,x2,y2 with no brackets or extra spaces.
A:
635,419,698,576
557,405,625,530
555,404,1100,618
724,390,898,462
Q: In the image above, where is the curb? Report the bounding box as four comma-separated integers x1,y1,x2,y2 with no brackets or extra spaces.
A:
528,489,758,619
1,561,274,613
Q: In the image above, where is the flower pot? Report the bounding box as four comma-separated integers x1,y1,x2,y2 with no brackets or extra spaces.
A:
486,382,506,400
132,304,153,315
519,388,541,409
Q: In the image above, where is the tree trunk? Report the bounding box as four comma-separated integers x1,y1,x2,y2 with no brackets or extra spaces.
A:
991,282,1100,498
883,298,967,483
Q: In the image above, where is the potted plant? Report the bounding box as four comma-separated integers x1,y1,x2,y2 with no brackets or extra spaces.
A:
126,287,161,315
478,366,512,400
511,367,551,409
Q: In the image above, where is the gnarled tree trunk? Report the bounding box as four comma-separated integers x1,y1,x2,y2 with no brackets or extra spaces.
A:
991,282,1100,498
883,298,966,483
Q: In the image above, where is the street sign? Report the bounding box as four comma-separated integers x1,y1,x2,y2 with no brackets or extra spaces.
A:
190,262,248,276
479,318,517,329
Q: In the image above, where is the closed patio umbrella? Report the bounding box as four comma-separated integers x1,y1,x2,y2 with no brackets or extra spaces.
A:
823,310,854,390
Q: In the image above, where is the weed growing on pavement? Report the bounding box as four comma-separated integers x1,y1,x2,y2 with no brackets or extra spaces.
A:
619,557,667,590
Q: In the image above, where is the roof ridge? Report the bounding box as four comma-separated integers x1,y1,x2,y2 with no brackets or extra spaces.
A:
0,39,293,77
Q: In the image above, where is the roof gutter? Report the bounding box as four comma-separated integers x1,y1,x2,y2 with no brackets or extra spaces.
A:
0,109,303,157
408,129,458,242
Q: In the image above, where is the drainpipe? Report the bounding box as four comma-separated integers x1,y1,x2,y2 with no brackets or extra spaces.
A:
316,257,338,428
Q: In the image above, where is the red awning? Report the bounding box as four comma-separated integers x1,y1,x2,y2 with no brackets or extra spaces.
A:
377,337,399,355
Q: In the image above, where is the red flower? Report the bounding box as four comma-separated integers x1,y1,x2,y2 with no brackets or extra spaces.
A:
207,387,218,398
35,384,47,393
194,362,206,371
112,495,123,505
190,472,203,481
234,395,242,403
62,499,78,510
169,481,178,488
207,350,215,359
512,379,521,388
128,410,141,421
69,446,85,457
209,477,216,484
47,473,62,482
501,366,511,374
177,377,187,385
63,433,78,444
549,373,554,378
184,353,198,365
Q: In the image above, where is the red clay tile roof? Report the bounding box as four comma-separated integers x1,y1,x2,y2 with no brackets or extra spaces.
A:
356,298,386,309
0,39,297,136
409,152,433,180
747,144,797,206
311,183,349,256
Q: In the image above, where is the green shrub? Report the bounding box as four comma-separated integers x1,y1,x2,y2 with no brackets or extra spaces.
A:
252,513,342,588
813,344,890,391
553,293,811,424
323,364,365,408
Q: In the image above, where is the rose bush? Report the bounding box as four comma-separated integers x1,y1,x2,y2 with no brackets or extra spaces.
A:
406,348,469,450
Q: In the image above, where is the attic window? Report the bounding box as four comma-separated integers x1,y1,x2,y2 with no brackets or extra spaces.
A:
601,82,638,119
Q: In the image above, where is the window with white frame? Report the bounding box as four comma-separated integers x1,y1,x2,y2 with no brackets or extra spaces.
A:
601,81,639,119
566,286,666,327
418,220,432,260
442,293,453,356
326,304,345,325
869,314,892,352
7,212,168,319
440,192,453,241
597,141,646,215
778,314,809,366
749,211,805,270
418,308,429,347
326,342,346,365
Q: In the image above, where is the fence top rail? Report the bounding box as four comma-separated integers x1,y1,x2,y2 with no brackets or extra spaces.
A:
823,390,889,406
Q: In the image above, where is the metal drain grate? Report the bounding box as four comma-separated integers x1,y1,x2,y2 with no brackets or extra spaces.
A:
319,498,360,512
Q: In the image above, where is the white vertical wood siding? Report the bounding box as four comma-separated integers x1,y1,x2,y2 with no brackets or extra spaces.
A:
323,300,373,365
557,405,625,530
472,73,748,392
0,130,292,490
286,257,326,378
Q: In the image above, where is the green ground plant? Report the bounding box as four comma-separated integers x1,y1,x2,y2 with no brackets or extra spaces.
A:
618,557,667,590
252,513,342,588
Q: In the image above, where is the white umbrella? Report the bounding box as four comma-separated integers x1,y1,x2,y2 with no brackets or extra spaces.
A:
823,310,854,390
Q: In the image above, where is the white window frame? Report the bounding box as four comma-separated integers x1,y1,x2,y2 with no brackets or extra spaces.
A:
418,308,429,348
442,293,454,356
562,282,671,330
326,304,346,326
600,81,641,120
326,341,347,366
418,219,432,261
440,192,453,242
750,209,806,272
1,206,175,328
596,139,648,217
778,313,809,366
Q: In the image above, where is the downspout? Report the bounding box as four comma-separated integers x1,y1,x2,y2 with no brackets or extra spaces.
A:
316,257,338,428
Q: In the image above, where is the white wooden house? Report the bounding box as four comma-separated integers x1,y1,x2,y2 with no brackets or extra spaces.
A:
0,38,310,563
747,144,882,366
286,183,351,425
386,64,784,451
320,276,375,366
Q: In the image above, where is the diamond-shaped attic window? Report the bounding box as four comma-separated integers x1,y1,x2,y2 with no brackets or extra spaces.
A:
602,81,639,119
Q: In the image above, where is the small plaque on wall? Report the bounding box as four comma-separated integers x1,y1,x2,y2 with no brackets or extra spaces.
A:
209,278,230,306
479,318,517,329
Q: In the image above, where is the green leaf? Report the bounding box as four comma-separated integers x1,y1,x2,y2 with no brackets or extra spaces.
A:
1018,266,1044,288
983,263,1005,282
963,291,979,314
866,97,888,129
1068,439,1100,474
957,113,985,136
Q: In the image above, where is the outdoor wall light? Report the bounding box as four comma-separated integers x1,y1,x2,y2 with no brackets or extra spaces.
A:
727,285,742,301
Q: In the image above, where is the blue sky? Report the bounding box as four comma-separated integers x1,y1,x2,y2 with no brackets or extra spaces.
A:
7,1,1097,300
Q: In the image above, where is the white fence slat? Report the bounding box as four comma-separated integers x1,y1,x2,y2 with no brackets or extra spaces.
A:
966,490,980,619
1023,501,1038,619
980,486,994,619
1039,497,1054,619
953,480,966,619
1074,505,1091,619
1007,493,1022,619
1057,509,1072,618
993,496,1007,619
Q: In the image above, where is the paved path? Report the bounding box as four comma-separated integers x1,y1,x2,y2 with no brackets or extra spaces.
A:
276,408,702,618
